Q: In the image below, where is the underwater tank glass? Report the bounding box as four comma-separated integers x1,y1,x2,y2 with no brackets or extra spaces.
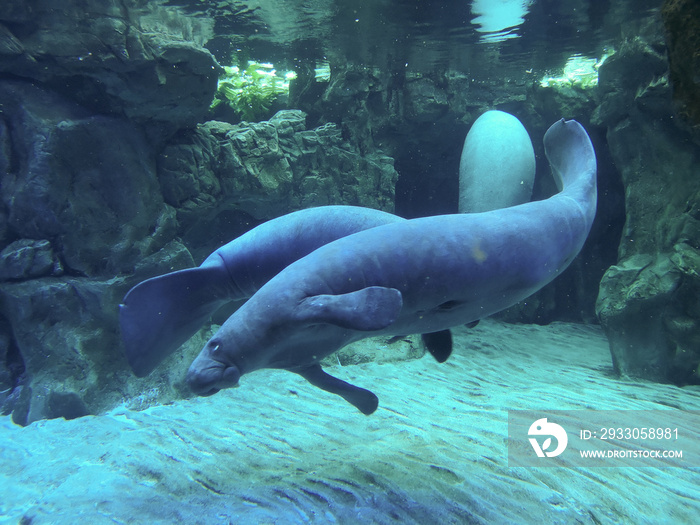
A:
0,0,699,523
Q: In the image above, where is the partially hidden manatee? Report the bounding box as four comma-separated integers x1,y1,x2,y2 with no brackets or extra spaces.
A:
459,110,536,213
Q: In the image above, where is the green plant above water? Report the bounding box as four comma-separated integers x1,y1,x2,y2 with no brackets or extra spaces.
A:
539,50,614,90
211,61,296,121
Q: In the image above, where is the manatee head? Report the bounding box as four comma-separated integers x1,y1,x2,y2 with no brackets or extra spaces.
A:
186,338,241,396
186,284,403,397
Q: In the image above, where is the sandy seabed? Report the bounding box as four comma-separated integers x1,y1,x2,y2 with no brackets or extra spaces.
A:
2,320,699,524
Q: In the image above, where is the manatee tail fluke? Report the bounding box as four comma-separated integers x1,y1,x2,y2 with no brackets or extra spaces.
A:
543,119,597,192
120,266,231,377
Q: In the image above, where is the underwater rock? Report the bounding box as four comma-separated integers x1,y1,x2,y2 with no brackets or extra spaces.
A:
596,248,700,384
0,239,61,281
0,274,198,425
0,78,197,423
603,116,698,259
531,80,598,125
0,0,219,142
0,237,222,425
592,17,670,128
130,240,196,283
0,118,10,241
0,277,122,424
593,12,700,384
597,254,680,381
0,239,198,425
0,80,175,277
158,109,399,236
45,391,89,421
405,77,449,123
662,0,700,127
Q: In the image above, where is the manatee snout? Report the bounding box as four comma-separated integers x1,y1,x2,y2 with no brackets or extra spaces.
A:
186,346,241,396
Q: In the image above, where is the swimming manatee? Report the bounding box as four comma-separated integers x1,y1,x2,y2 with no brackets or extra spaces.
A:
119,206,405,377
186,119,597,414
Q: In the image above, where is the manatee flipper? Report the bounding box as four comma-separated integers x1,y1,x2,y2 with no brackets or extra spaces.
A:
296,364,379,415
466,320,480,329
295,286,403,331
421,329,453,363
120,265,232,377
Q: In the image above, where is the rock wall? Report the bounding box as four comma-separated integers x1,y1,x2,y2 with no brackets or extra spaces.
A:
0,0,219,143
662,0,700,127
158,110,397,251
594,14,700,384
0,81,175,277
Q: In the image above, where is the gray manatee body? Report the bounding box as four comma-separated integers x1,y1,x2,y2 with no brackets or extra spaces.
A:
458,110,536,213
120,206,405,377
186,119,598,414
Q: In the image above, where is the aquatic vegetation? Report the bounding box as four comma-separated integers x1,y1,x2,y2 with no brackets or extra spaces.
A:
539,51,614,89
210,61,297,121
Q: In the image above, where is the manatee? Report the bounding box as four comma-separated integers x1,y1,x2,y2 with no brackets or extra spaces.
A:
458,110,536,213
119,206,405,377
186,118,597,414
